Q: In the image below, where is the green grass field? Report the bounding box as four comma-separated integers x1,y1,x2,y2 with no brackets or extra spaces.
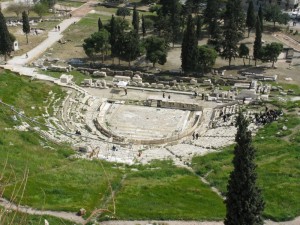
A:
113,161,225,220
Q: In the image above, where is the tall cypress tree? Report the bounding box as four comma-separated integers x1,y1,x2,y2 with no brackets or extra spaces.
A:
141,15,146,38
258,5,263,32
170,0,182,47
224,111,264,225
0,11,12,61
204,0,220,36
132,4,139,31
253,16,262,66
222,0,240,66
196,15,202,40
246,0,256,37
109,15,117,63
181,14,198,72
22,11,30,44
223,0,245,40
98,17,103,31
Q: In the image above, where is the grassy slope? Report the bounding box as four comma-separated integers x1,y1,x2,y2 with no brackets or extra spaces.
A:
0,70,124,213
192,110,300,221
114,161,225,220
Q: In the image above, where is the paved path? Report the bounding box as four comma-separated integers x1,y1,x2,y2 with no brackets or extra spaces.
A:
6,17,79,66
5,0,97,67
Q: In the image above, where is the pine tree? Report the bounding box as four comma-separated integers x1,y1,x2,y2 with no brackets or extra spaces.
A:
224,111,264,225
141,15,146,38
98,17,103,31
196,15,202,40
253,16,262,66
0,11,12,61
258,5,263,32
246,0,256,37
22,11,30,44
181,14,198,72
132,4,139,31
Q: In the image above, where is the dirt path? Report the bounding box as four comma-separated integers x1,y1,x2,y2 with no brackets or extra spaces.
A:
0,197,85,224
2,193,300,225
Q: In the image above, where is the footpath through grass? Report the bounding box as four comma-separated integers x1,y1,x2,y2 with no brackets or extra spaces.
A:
0,207,76,225
192,108,300,221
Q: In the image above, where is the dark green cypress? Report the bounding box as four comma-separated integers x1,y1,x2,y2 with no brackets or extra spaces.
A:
258,5,263,32
223,0,245,40
253,16,262,66
246,0,256,37
204,0,220,36
170,0,182,47
132,4,139,31
222,0,240,66
141,15,146,38
109,15,117,63
0,11,12,61
196,15,202,40
181,14,198,72
22,11,30,44
98,17,103,31
224,111,264,225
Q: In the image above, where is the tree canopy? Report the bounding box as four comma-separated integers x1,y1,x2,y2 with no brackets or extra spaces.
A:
116,7,131,19
261,42,283,68
239,43,249,66
246,0,256,37
22,11,30,44
132,4,139,31
197,45,217,73
181,14,198,72
83,29,110,62
0,11,13,61
144,36,168,67
253,16,262,65
264,4,290,28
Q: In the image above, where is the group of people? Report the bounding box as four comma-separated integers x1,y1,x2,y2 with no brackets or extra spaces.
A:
192,132,199,140
254,108,283,125
55,25,61,31
162,92,171,99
